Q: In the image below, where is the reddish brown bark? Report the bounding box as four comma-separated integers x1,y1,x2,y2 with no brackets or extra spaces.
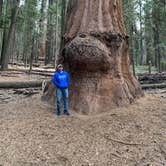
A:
43,0,143,114
39,0,47,57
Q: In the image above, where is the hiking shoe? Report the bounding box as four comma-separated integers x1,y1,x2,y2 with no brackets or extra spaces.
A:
56,111,61,116
64,111,70,116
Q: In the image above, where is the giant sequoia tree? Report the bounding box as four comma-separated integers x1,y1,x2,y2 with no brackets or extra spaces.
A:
44,0,143,114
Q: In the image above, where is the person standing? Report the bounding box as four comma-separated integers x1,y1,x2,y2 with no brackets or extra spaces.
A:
52,64,70,116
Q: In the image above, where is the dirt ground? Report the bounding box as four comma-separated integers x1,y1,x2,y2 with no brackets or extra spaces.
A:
0,72,166,166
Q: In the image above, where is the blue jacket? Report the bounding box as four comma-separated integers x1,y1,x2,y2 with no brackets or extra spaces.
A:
52,70,70,89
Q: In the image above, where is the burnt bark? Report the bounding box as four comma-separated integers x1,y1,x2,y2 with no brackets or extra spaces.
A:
44,0,143,114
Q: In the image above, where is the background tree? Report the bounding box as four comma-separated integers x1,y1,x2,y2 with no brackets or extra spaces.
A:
0,0,3,20
45,0,55,65
152,0,166,72
0,0,4,57
123,0,137,75
22,0,39,68
1,0,20,70
39,0,47,58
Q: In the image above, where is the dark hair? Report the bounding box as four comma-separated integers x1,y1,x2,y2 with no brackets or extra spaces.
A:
56,64,63,70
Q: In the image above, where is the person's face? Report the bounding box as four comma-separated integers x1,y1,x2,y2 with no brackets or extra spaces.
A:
58,66,63,72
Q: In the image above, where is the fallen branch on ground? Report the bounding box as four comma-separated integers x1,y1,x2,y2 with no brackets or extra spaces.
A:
104,134,145,146
13,89,40,96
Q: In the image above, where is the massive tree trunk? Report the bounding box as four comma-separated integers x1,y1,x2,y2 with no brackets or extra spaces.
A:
44,0,143,114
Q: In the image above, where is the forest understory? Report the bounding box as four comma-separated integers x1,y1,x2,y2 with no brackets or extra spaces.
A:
0,70,166,166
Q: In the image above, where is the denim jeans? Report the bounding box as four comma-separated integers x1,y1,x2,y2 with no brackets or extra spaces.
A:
56,88,68,114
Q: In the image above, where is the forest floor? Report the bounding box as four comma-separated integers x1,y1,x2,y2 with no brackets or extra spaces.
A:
0,71,166,166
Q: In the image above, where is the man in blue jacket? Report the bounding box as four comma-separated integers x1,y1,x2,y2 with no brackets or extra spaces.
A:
52,64,70,116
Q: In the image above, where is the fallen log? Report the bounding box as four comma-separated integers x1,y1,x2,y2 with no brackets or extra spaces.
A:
7,68,54,77
8,68,55,73
141,83,166,90
138,72,166,84
0,79,165,90
0,80,50,89
9,62,40,67
9,62,25,66
26,71,53,77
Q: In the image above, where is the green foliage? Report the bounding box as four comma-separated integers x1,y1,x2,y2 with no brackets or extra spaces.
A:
123,0,166,72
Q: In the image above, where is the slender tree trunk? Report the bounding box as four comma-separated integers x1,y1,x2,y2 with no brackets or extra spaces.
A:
139,0,144,65
0,0,3,62
39,0,47,57
59,0,67,55
145,37,150,65
153,31,158,68
153,26,160,69
152,0,162,69
45,0,53,65
0,0,3,21
133,23,139,66
131,25,135,76
9,25,16,63
29,36,35,72
158,46,161,73
44,0,143,114
156,25,161,73
22,0,29,66
16,32,20,62
54,0,59,67
61,0,66,40
1,0,20,71
34,34,39,63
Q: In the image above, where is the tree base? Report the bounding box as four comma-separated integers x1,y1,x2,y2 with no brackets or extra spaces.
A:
42,73,143,114
68,72,143,114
